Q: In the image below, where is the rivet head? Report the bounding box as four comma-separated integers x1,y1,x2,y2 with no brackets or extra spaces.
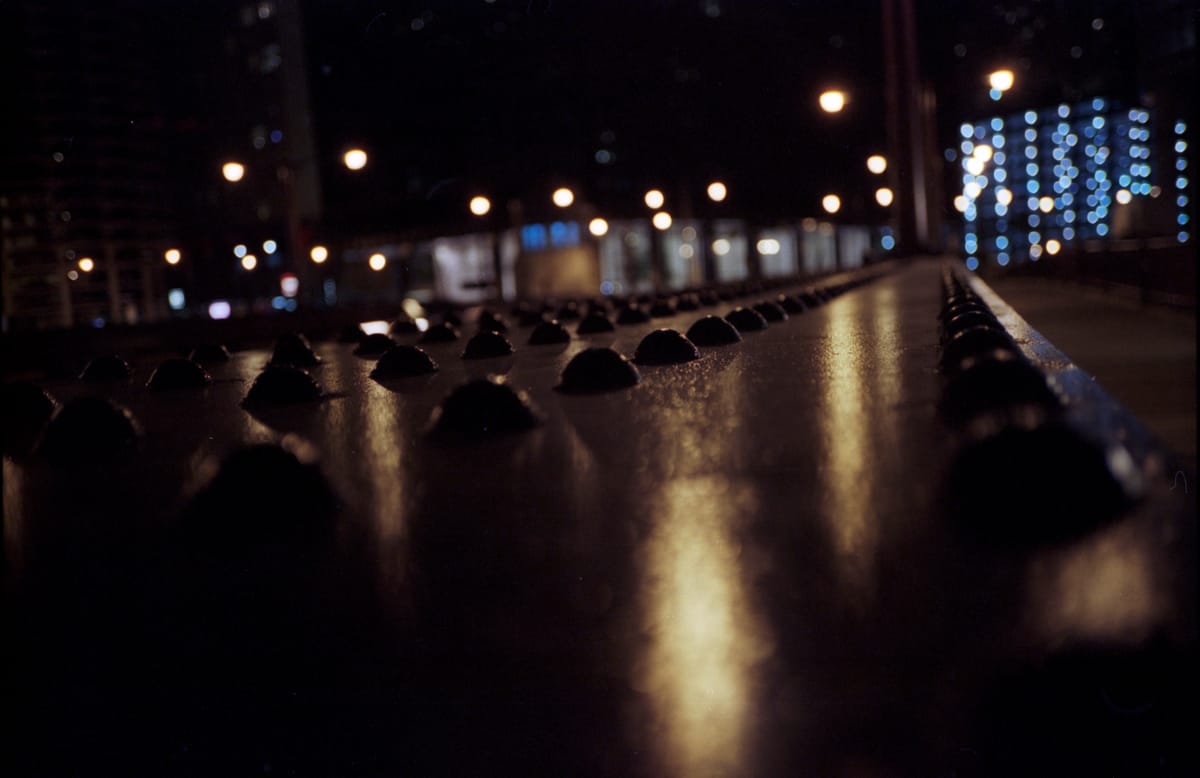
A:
420,322,460,343
390,315,421,335
39,396,140,464
724,307,770,332
427,377,541,440
188,343,232,364
776,294,807,314
462,330,515,359
528,319,572,345
616,305,651,325
942,349,1061,424
649,299,677,318
752,300,789,322
943,310,1000,339
352,333,397,356
371,345,439,379
576,312,616,334
699,290,721,306
269,333,321,367
557,347,641,393
675,293,701,311
80,354,132,381
686,315,743,346
242,365,322,408
556,301,582,321
477,310,509,334
634,329,701,365
941,325,1018,374
147,358,212,391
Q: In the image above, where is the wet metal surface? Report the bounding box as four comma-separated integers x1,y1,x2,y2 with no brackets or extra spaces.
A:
3,260,1194,775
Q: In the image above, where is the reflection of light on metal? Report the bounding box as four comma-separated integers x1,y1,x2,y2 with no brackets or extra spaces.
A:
588,217,609,236
343,148,368,170
280,273,299,297
164,248,182,265
77,257,95,272
818,89,846,113
359,319,390,335
208,300,232,320
263,239,278,254
995,188,1013,206
469,196,491,216
641,477,773,777
552,187,575,207
875,187,894,207
644,189,665,209
821,194,841,214
712,238,731,256
234,244,247,258
866,154,887,174
755,238,780,255
1046,239,1062,254
310,245,328,263
368,253,387,271
241,254,257,270
988,69,1015,92
221,161,245,182
706,181,727,202
652,211,672,230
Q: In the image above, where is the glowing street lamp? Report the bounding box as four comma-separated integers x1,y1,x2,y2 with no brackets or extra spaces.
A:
221,162,245,182
164,248,182,265
77,257,95,273
652,211,672,230
706,181,728,202
818,90,847,113
988,69,1015,92
469,196,492,216
343,148,368,171
866,155,887,174
875,187,895,207
588,217,609,237
241,254,258,271
310,245,329,264
643,189,665,209
552,187,575,207
821,194,842,214
1045,239,1062,255
368,253,387,271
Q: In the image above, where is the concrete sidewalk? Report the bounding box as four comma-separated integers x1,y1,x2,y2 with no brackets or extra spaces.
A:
986,276,1196,476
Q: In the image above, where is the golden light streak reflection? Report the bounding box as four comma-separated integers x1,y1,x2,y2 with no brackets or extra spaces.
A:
361,388,405,544
639,477,773,777
3,460,24,578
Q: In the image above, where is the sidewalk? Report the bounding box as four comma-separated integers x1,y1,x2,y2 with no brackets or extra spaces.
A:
986,276,1196,475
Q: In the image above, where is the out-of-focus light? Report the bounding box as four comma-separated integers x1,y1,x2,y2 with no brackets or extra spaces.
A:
875,187,894,207
280,273,299,297
368,253,387,271
706,181,728,202
963,182,982,200
821,194,841,214
995,188,1013,206
712,238,731,256
588,217,609,236
241,254,258,270
965,157,985,176
67,269,79,281
78,257,95,272
222,162,245,182
644,189,665,209
401,298,425,320
954,195,970,212
208,300,232,320
1115,189,1133,204
1046,239,1062,255
469,196,491,216
756,238,781,255
358,320,389,335
310,245,329,263
263,239,278,254
988,69,1014,92
234,244,247,258
1029,244,1043,260
552,187,575,207
881,235,896,250
679,244,695,259
652,211,672,230
866,155,887,174
168,288,186,310
973,144,993,162
965,257,980,271
818,90,847,113
1038,196,1055,213
343,149,368,170
164,248,181,265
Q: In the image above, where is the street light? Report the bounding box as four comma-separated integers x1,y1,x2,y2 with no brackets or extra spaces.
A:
588,217,609,237
343,149,368,171
552,187,575,207
221,162,245,182
310,245,329,264
164,248,182,265
988,69,1015,92
875,187,895,207
241,254,258,271
866,155,887,174
78,257,95,272
818,90,847,113
821,194,841,214
643,189,665,209
652,211,672,230
706,181,728,202
368,253,387,271
469,196,492,216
